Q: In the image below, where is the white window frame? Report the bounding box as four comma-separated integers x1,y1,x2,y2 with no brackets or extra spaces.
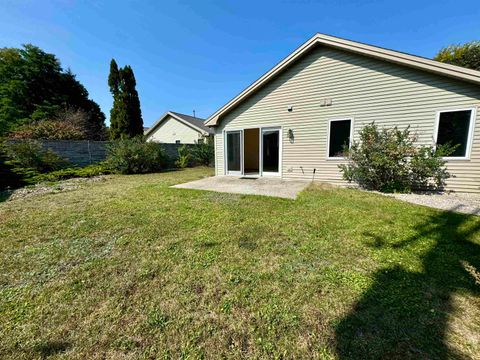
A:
433,107,477,161
326,117,354,160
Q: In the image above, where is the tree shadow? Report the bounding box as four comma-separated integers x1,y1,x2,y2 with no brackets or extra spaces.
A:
33,340,70,358
335,206,480,359
0,190,12,203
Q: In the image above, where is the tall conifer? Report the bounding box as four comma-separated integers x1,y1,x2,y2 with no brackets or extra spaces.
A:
108,59,143,139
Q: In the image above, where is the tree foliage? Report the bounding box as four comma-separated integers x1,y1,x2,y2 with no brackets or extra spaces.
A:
0,44,106,139
108,59,144,139
434,40,480,71
339,123,453,193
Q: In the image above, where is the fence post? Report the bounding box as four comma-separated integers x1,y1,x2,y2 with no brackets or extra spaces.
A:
87,140,92,164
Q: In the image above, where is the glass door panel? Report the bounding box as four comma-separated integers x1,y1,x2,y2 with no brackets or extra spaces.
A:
226,131,242,174
261,129,279,175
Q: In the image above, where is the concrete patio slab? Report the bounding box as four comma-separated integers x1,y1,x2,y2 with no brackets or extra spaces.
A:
172,176,310,199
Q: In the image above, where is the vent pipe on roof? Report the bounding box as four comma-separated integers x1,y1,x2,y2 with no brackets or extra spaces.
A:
193,110,196,118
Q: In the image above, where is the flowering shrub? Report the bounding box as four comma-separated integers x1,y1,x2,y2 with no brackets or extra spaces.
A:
8,120,86,140
339,123,453,192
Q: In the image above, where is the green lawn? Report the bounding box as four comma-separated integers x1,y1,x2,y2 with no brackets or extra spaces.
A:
1,167,479,359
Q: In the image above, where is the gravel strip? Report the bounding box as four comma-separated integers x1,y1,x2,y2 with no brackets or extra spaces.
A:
383,192,480,216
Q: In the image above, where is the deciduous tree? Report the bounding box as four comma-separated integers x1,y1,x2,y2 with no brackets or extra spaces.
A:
434,41,480,71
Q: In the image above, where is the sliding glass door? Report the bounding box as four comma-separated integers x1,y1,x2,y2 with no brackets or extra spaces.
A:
225,127,281,177
226,130,242,175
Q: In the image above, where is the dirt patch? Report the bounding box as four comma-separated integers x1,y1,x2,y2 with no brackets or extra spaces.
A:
7,176,108,201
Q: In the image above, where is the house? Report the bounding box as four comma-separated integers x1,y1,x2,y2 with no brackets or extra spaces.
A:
205,33,480,192
145,111,213,144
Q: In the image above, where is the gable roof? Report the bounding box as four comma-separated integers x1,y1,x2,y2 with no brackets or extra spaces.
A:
205,33,480,126
145,111,214,137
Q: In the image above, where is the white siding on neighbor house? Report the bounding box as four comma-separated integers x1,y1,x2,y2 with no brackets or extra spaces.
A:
147,115,203,144
214,46,480,192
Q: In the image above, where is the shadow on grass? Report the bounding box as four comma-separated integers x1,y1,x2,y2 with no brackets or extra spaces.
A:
335,206,480,359
0,190,12,202
33,340,70,358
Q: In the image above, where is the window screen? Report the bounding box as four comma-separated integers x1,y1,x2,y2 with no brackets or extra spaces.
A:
329,119,351,157
436,110,472,157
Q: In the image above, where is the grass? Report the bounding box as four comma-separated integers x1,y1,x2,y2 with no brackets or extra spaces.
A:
0,167,479,359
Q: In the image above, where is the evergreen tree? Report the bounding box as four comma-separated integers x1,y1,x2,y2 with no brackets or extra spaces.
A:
108,59,128,139
108,60,143,139
122,66,144,137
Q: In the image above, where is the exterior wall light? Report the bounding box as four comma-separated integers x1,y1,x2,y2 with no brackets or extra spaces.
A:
287,105,293,112
288,128,294,143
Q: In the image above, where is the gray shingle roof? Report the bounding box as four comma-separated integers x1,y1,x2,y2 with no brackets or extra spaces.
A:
170,112,214,134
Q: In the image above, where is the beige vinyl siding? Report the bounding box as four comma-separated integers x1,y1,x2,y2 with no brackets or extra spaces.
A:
214,133,223,175
147,115,202,144
214,46,480,192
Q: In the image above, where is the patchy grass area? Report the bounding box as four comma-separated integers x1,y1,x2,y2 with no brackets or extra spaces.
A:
1,167,479,359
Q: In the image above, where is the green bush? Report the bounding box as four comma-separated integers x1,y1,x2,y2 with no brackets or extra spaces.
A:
33,163,110,182
175,144,191,168
191,139,214,166
3,140,67,183
339,123,453,193
105,138,167,174
0,141,25,190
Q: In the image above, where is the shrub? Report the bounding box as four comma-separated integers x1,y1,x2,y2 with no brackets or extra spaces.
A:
8,119,86,140
191,138,214,166
0,141,25,190
33,163,110,182
3,140,67,183
339,123,453,192
7,107,108,140
105,138,167,174
175,144,192,168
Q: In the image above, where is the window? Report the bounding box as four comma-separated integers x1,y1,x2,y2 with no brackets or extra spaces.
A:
435,109,475,158
175,140,181,144
328,119,352,158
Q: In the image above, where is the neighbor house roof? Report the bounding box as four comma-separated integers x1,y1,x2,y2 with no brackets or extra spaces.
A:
145,111,214,137
205,33,480,127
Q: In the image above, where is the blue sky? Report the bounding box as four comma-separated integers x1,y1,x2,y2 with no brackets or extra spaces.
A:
1,1,479,126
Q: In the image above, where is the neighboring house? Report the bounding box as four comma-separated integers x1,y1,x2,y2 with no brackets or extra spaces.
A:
205,33,480,193
145,111,213,144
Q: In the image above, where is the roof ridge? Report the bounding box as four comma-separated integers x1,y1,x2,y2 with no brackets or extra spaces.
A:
171,111,206,121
